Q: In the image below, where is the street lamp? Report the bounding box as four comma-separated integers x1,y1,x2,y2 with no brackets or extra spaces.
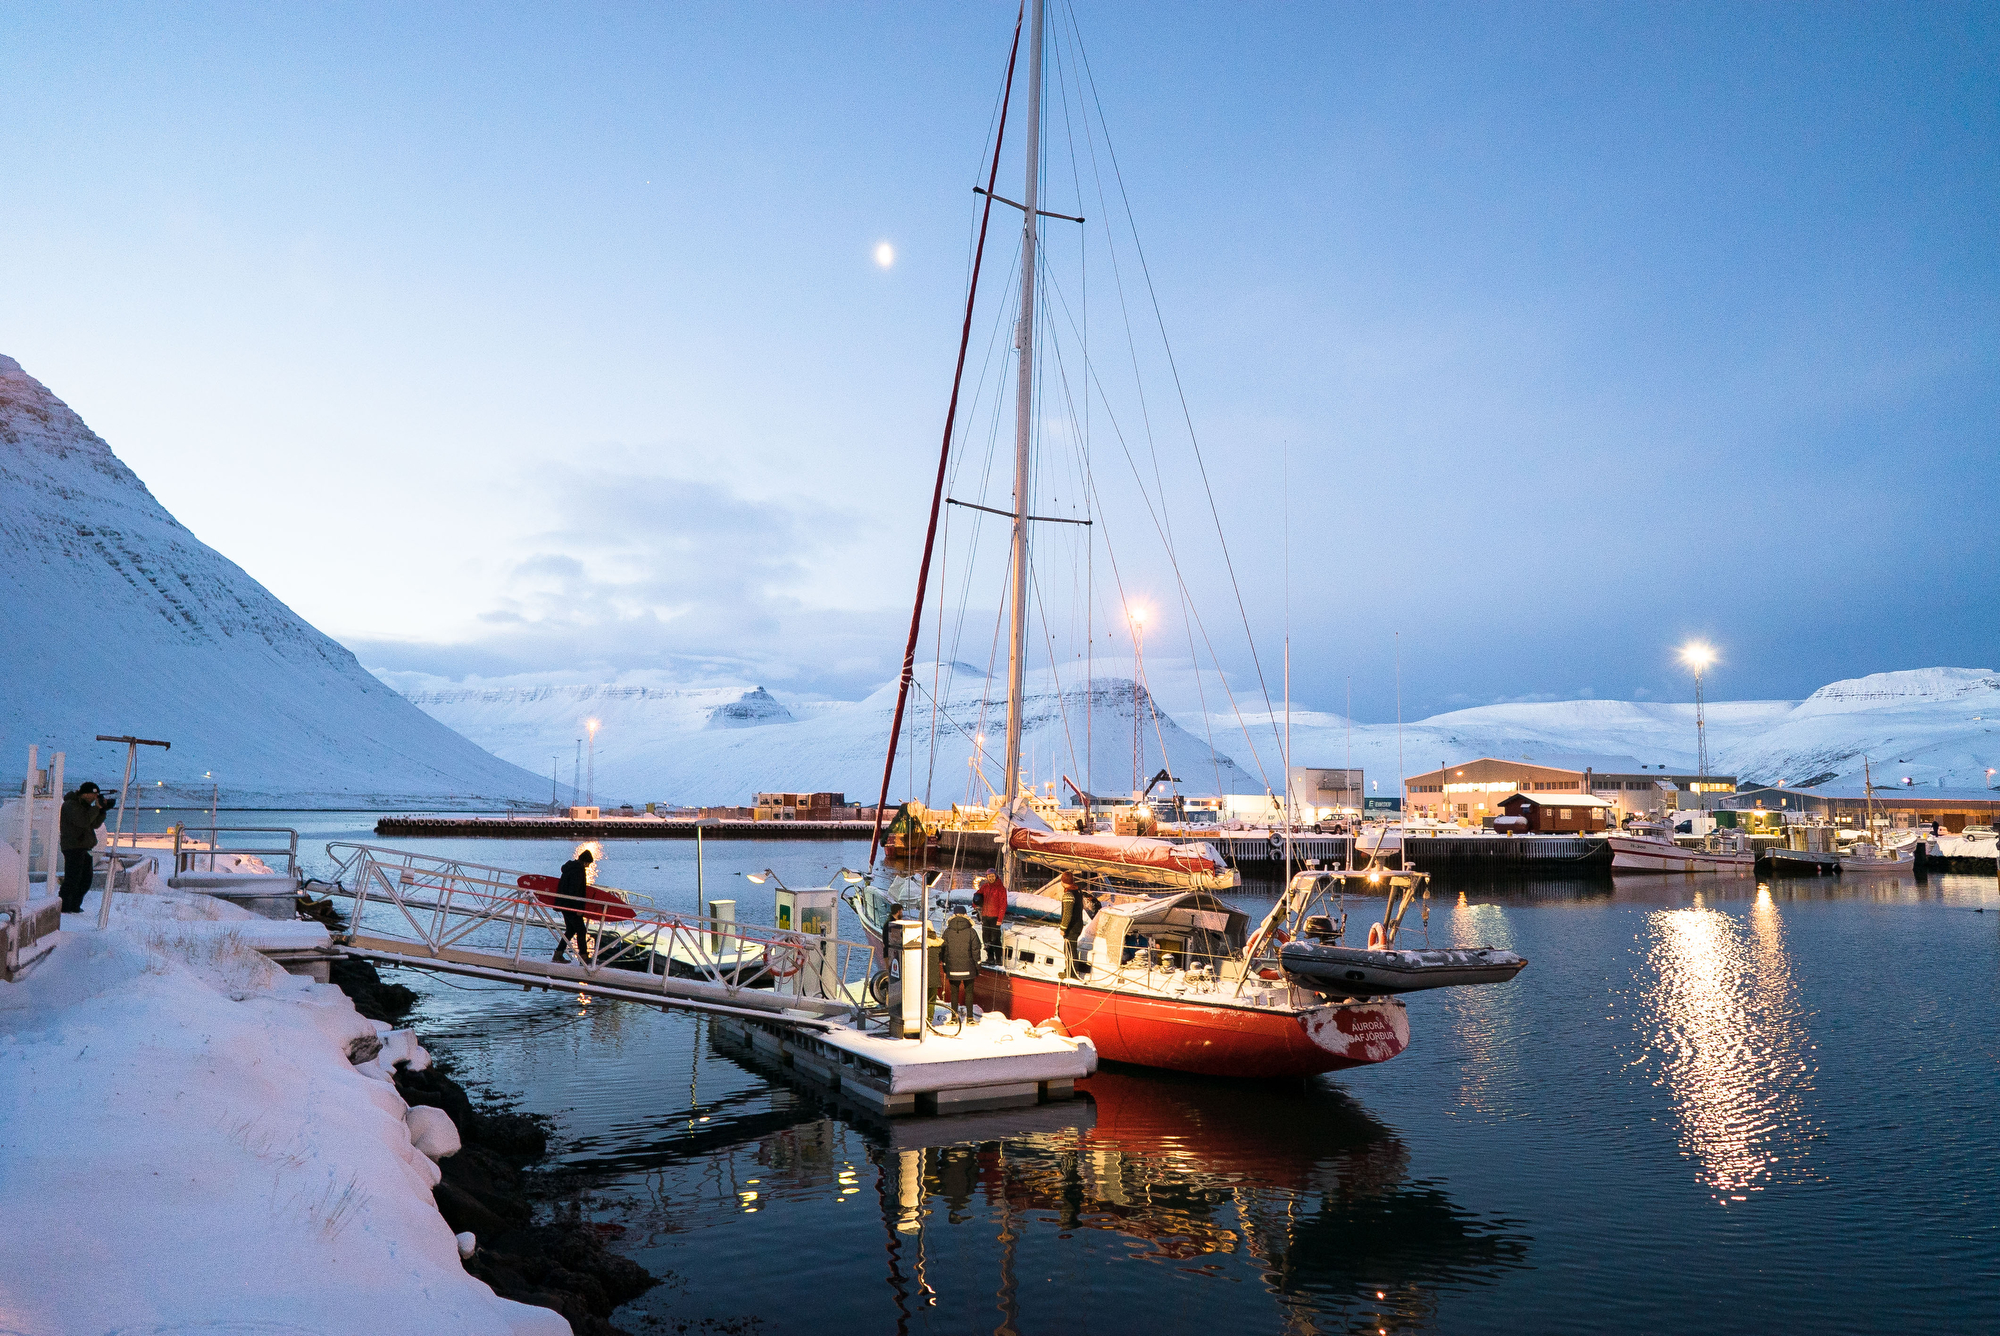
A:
1128,605,1149,795
1679,642,1716,808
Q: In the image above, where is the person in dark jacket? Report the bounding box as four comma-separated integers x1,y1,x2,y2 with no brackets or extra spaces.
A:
974,868,1007,965
552,848,594,963
58,783,109,914
940,910,982,1019
1057,873,1084,977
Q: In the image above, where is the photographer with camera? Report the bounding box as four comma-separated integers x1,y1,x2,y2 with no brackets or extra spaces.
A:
59,782,112,914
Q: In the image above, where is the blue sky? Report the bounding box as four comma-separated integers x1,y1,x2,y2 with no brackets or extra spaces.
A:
3,1,1994,719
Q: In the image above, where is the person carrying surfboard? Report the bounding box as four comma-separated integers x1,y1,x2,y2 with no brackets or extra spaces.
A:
552,848,594,963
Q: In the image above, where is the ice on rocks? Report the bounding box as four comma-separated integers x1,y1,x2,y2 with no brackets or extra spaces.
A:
407,1105,463,1161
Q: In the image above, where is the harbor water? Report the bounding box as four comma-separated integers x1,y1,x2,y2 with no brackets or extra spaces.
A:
178,814,2000,1331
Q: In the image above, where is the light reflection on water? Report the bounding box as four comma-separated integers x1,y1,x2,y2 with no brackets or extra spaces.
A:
1635,886,1816,1203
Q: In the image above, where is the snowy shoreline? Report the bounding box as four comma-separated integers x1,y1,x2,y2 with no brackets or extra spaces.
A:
0,890,568,1335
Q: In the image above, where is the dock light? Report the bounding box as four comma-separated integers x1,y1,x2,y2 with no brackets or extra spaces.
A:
1679,642,1715,671
840,869,865,884
744,870,770,884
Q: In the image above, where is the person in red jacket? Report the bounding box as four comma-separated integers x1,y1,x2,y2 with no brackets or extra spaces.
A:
974,867,1007,965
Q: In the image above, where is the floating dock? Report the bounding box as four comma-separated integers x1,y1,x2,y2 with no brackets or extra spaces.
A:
709,1010,1094,1117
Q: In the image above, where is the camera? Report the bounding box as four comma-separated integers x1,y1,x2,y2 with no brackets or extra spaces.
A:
98,794,116,810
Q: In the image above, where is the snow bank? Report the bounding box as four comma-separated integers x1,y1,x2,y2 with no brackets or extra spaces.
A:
0,900,566,1335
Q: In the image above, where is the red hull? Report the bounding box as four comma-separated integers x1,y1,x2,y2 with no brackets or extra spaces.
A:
974,970,1408,1079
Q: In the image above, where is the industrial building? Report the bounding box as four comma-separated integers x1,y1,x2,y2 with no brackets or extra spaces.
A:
1286,767,1364,820
1403,756,1735,826
1724,783,2000,832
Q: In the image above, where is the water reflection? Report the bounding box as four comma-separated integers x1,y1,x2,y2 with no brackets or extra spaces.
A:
863,1069,1528,1334
1635,888,1816,1203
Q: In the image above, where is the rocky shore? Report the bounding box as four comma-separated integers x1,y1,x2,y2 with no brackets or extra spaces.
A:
332,958,659,1335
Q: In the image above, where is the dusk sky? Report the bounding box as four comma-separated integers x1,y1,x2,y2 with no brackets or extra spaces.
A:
5,2,1995,719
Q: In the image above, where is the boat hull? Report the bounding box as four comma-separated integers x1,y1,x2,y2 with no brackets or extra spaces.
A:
1838,852,1914,874
1607,836,1754,873
973,970,1408,1078
1279,943,1527,995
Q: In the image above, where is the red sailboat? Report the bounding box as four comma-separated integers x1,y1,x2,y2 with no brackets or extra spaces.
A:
856,0,1520,1080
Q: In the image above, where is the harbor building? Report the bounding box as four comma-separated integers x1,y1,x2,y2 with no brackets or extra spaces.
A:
1286,767,1364,820
1724,783,2000,832
1497,792,1617,833
1404,756,1735,825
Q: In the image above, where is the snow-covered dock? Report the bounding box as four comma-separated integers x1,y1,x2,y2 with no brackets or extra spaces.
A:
713,1007,1096,1116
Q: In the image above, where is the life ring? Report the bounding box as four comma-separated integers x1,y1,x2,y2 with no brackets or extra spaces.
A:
1366,922,1386,949
765,939,806,979
1271,927,1292,945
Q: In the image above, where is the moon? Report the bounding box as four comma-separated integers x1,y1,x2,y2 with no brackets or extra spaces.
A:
873,241,895,269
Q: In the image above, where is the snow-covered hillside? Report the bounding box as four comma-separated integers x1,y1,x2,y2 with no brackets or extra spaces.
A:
1715,668,2000,788
391,663,2000,805
383,666,1264,807
0,355,545,806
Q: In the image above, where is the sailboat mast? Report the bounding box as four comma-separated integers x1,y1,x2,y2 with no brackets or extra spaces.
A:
1002,0,1044,891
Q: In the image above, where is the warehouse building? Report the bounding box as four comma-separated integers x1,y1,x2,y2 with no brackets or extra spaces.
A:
1403,755,1734,826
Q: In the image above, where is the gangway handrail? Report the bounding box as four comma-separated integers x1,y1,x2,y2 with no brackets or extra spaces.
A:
172,825,300,877
321,843,876,1022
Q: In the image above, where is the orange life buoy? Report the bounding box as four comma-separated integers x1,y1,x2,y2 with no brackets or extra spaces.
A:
1366,922,1386,949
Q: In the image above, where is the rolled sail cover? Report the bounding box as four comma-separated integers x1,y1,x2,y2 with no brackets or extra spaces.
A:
1007,829,1241,890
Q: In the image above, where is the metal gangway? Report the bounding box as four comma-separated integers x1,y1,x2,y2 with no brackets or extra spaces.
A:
320,844,879,1033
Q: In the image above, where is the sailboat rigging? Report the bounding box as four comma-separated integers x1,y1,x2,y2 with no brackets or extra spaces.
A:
852,0,1525,1078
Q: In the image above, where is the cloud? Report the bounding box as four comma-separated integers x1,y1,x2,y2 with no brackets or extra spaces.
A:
349,469,906,697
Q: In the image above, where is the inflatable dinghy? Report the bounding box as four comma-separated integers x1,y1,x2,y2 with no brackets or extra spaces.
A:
1280,941,1527,995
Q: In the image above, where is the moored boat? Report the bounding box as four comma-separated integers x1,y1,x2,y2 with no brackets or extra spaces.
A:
854,865,1521,1079
1279,941,1527,995
1837,843,1914,875
1607,833,1755,873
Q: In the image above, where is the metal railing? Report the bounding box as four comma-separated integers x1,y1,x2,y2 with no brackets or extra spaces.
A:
321,843,878,1020
172,826,299,877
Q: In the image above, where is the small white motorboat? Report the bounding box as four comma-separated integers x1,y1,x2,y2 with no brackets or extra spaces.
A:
1838,843,1914,875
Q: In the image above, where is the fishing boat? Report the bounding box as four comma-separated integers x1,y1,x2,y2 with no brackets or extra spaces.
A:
1838,759,1914,874
1838,843,1913,874
1607,831,1755,873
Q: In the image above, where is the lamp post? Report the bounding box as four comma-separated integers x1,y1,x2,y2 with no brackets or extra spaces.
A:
1679,643,1715,811
1129,605,1148,797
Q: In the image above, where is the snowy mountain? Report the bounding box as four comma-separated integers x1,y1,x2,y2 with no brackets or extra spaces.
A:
0,354,546,806
1713,668,2000,788
391,662,2000,805
383,665,1264,807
